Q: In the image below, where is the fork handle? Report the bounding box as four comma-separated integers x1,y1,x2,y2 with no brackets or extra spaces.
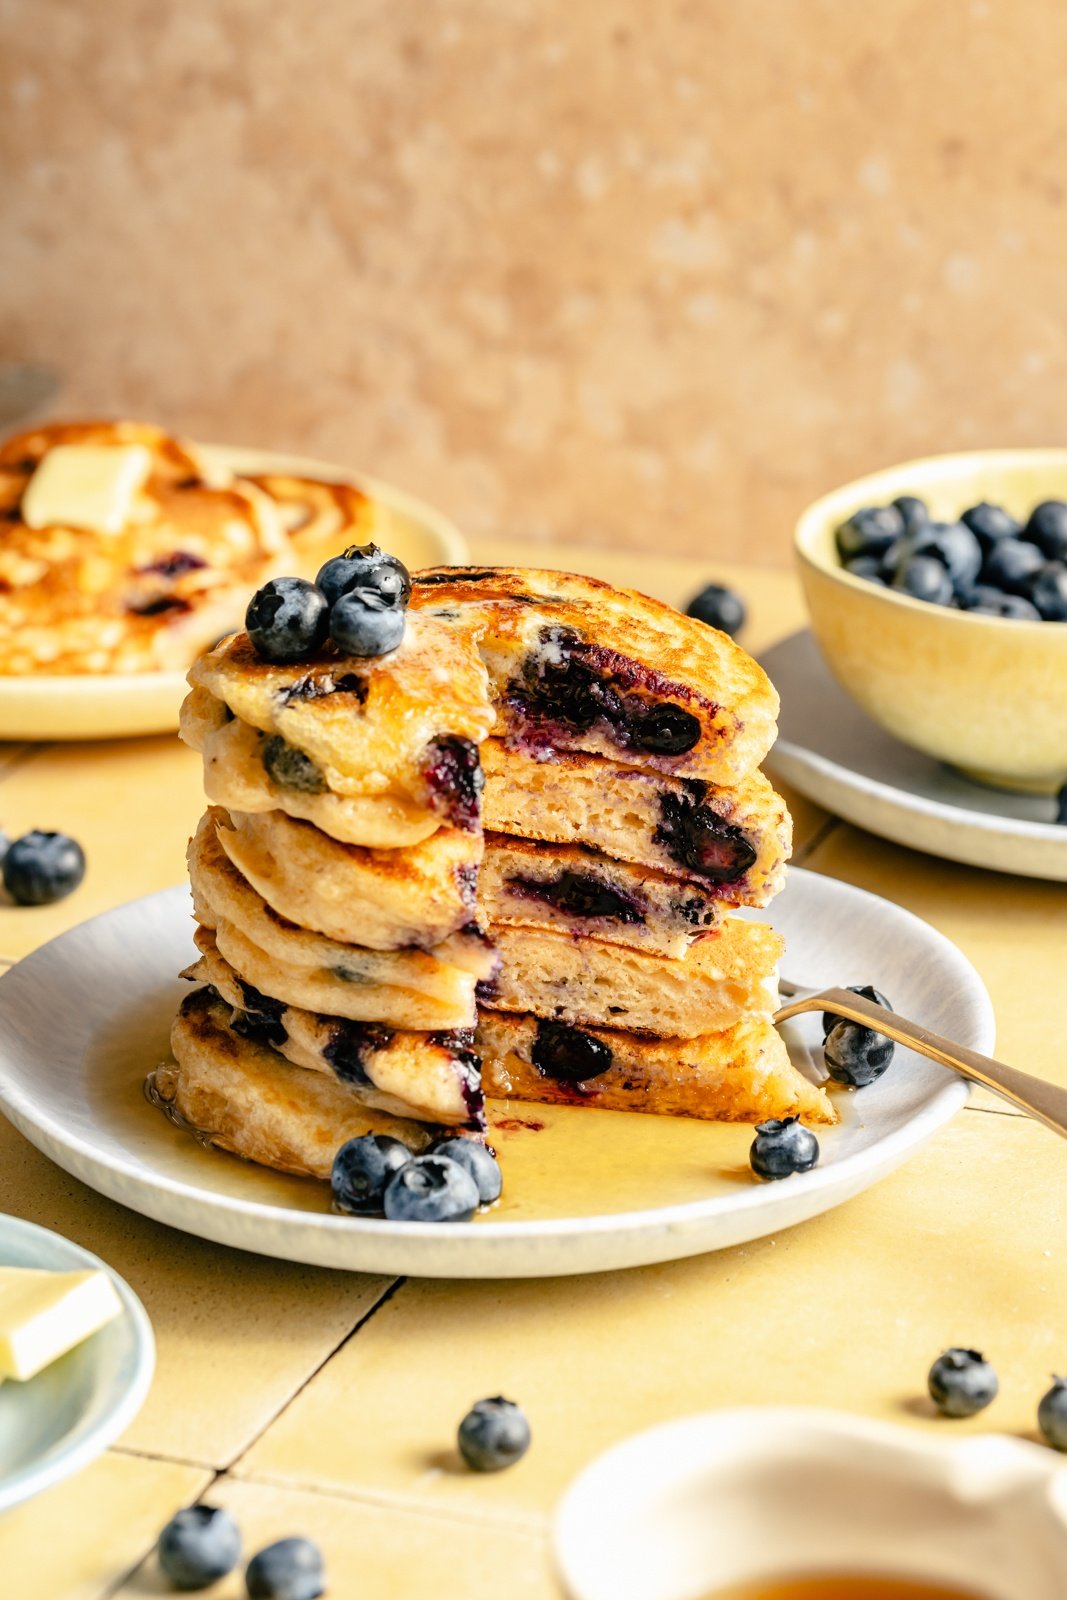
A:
776,988,1067,1140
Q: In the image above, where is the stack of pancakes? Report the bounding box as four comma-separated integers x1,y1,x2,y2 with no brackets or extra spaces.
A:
412,568,832,1126
161,563,831,1188
158,608,499,1179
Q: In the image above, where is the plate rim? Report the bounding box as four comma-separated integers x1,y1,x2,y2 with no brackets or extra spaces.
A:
0,1212,155,1513
0,870,990,1276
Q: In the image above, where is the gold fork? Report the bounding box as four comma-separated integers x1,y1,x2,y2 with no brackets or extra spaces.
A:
775,980,1067,1140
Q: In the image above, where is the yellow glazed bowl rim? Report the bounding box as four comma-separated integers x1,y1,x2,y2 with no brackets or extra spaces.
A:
794,446,1067,632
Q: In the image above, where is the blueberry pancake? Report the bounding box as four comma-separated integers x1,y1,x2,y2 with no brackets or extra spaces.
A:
481,834,725,958
485,918,781,1039
162,989,436,1180
477,1010,833,1124
189,610,493,829
212,806,480,951
188,813,497,1030
481,741,789,906
411,567,777,786
181,687,443,850
0,419,291,674
243,472,375,547
185,930,484,1129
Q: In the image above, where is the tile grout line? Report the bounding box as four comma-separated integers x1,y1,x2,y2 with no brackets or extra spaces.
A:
225,1276,408,1475
790,812,841,868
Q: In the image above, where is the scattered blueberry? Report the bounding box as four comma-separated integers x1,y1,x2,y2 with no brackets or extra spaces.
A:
382,1154,480,1222
245,1537,325,1600
749,1117,820,1180
820,984,893,1037
158,1505,242,1591
960,501,1020,553
980,537,1045,595
927,1348,999,1418
1028,562,1067,621
329,589,406,657
1037,1375,1067,1451
823,1020,896,1088
246,578,329,664
332,1134,412,1216
892,554,955,605
457,1396,531,1472
429,1137,503,1204
3,830,85,906
1023,500,1067,561
315,542,412,609
892,494,928,536
835,505,904,562
1057,784,1067,827
685,583,746,637
963,586,1042,621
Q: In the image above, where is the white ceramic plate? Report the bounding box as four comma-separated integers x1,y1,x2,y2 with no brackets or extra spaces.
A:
0,1214,154,1513
0,869,992,1279
763,630,1067,881
0,445,468,742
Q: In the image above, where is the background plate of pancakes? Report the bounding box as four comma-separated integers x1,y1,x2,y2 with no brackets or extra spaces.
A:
0,438,466,741
0,866,991,1279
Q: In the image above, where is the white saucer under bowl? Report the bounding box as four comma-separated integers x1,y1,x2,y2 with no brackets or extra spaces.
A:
0,1213,154,1513
762,629,1067,881
0,869,991,1279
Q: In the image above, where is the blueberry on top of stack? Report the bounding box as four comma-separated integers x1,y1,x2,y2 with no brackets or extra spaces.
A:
159,544,500,1195
836,495,1067,620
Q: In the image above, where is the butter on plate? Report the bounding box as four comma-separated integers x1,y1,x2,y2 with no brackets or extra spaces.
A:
0,1267,122,1382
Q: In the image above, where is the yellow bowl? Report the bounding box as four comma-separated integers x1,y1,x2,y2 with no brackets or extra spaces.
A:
795,449,1067,794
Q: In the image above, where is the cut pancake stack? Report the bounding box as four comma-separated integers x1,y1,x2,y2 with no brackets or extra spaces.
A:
412,568,833,1126
158,608,499,1179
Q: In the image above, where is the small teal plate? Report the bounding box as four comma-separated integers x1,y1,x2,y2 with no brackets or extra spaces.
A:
0,1214,154,1514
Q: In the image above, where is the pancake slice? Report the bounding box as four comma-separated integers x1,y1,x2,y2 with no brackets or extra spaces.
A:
213,805,480,950
484,917,782,1038
181,687,443,849
411,567,777,786
482,833,724,957
186,929,484,1130
481,740,790,905
162,989,436,1180
477,1009,834,1124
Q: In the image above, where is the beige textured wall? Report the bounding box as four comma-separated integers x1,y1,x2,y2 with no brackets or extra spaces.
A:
3,0,1067,564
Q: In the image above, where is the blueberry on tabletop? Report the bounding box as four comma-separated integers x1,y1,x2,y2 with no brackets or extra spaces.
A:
261,736,327,795
3,830,85,906
960,502,1021,553
382,1154,480,1222
749,1117,820,1180
316,542,412,608
842,555,886,584
1037,1376,1067,1450
823,1019,895,1088
981,537,1045,595
1023,500,1067,561
892,495,929,536
1057,785,1067,827
963,586,1042,621
1028,562,1067,621
332,1134,412,1216
329,589,406,656
457,1396,531,1472
158,1505,242,1591
835,505,904,562
892,554,955,605
429,1137,503,1204
927,1348,999,1418
684,582,746,637
245,1537,325,1600
246,578,329,664
820,984,893,1038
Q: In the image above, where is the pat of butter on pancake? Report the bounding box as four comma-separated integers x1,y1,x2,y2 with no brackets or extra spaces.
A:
21,443,151,536
0,1266,123,1381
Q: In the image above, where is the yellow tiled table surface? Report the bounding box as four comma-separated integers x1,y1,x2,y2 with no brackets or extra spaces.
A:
0,544,1064,1598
